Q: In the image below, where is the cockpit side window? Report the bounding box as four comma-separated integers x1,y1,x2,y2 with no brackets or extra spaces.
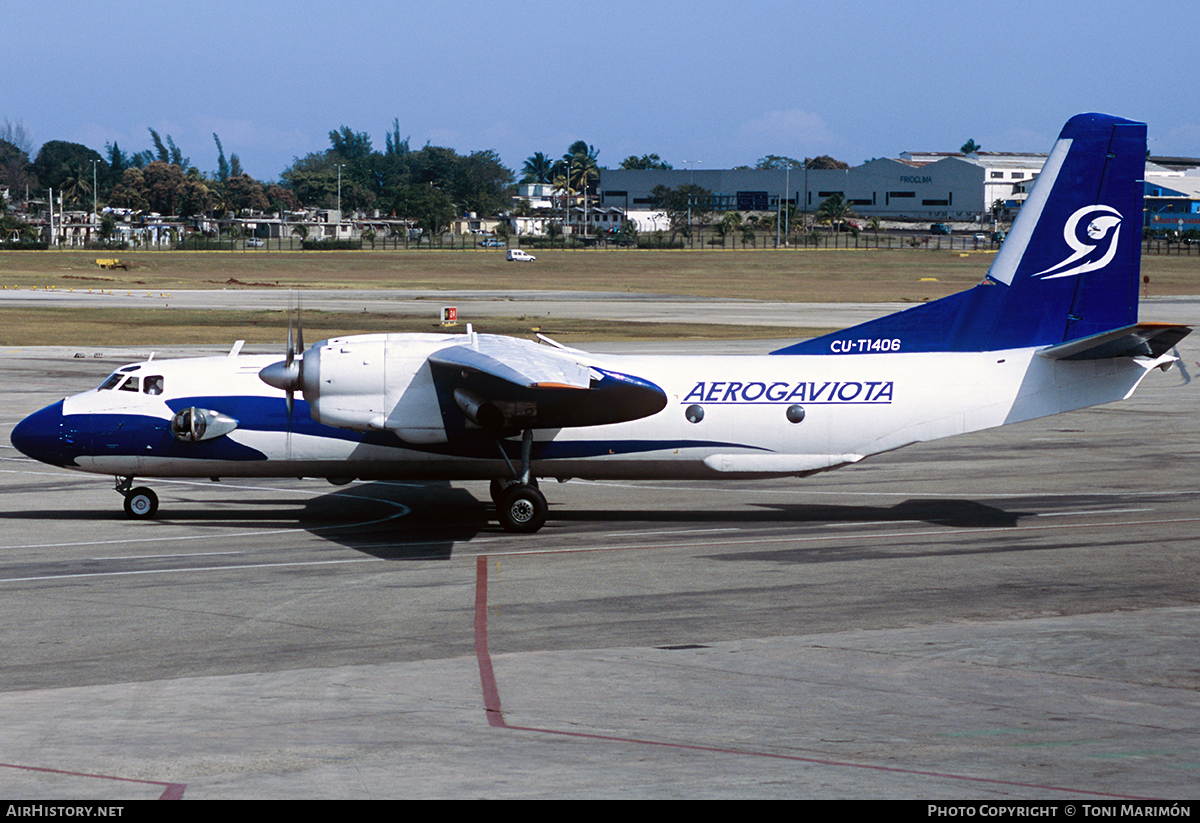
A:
143,376,164,395
119,376,140,392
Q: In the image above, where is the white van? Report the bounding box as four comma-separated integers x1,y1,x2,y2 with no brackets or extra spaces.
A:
506,249,536,262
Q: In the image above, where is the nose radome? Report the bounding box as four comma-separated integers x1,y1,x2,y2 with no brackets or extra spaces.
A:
10,401,74,467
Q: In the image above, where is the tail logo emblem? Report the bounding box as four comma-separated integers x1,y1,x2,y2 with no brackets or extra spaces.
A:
1034,205,1123,280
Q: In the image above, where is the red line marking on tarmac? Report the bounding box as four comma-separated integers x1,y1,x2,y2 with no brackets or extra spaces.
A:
1,762,185,799
475,555,506,728
471,541,1157,800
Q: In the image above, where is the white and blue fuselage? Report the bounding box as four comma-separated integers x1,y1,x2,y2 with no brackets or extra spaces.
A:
12,336,1170,483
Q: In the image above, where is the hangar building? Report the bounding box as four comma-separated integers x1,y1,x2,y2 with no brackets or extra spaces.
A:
597,151,1048,224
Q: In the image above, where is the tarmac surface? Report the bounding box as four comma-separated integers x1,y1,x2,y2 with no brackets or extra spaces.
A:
0,293,1197,799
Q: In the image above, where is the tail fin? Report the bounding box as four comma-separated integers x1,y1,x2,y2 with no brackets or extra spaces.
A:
773,113,1148,356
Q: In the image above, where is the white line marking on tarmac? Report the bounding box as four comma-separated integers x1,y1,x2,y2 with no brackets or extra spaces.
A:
606,527,741,538
1033,508,1154,517
0,557,384,584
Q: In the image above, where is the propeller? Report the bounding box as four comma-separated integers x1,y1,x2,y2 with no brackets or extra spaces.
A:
259,294,308,429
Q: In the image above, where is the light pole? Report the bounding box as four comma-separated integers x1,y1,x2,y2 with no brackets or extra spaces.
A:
803,163,810,244
90,159,98,242
335,164,345,238
683,160,700,247
784,165,791,245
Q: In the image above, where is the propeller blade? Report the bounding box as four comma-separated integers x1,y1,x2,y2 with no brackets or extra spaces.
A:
296,292,305,355
259,291,308,457
285,298,296,367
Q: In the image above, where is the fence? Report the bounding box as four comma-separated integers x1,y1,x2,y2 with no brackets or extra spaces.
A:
7,231,1198,255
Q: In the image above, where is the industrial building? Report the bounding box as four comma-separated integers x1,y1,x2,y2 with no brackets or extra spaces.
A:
1145,161,1200,234
597,152,1200,229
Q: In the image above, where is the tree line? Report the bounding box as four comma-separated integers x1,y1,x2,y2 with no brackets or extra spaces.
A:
1,116,853,237
0,119,517,238
1,121,298,218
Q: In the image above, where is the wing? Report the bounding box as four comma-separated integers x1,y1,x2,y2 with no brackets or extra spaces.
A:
429,334,667,431
429,333,594,389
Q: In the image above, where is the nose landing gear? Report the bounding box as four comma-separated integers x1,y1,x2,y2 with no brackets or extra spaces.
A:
116,476,159,519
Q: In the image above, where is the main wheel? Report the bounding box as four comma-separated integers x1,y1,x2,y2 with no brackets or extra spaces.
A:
497,484,547,534
123,487,159,519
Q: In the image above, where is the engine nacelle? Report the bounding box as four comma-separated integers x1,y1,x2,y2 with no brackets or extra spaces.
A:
169,407,239,442
301,335,449,444
261,332,667,445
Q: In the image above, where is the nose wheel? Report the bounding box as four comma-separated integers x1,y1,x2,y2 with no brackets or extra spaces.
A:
116,477,159,519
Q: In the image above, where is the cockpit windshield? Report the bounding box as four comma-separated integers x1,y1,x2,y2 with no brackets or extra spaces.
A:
98,373,125,391
97,372,164,394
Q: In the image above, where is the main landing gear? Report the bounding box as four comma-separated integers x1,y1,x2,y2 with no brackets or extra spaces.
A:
491,429,548,534
116,476,158,519
491,478,547,533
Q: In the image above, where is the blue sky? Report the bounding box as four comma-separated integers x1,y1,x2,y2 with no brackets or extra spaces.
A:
9,0,1198,181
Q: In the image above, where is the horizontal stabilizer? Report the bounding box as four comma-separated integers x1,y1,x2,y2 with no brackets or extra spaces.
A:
1037,323,1192,360
430,335,593,389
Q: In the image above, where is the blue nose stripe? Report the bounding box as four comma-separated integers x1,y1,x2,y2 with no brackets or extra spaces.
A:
10,401,75,467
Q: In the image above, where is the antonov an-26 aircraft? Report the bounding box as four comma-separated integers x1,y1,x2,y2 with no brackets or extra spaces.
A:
10,113,1191,533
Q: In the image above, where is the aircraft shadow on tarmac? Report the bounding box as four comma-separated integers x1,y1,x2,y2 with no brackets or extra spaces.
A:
4,479,1059,562
551,496,1031,529
306,481,492,560
326,491,1049,563
0,479,491,561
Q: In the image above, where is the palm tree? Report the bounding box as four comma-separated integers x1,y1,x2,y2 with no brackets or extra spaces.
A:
715,211,742,247
58,160,95,209
563,142,599,235
551,170,576,234
815,193,855,231
563,141,599,193
521,152,554,184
